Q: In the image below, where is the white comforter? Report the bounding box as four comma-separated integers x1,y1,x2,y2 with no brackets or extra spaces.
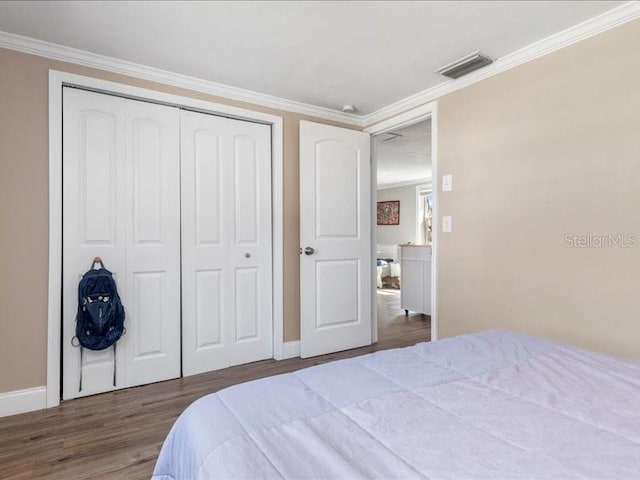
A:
153,330,640,479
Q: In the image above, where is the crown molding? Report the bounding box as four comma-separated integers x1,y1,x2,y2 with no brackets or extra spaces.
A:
0,30,362,126
0,1,639,129
362,1,640,127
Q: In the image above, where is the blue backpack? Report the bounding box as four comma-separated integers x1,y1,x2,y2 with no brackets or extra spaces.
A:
73,258,125,390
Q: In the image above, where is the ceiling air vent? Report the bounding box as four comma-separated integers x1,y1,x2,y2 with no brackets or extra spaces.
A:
381,132,403,142
437,52,493,79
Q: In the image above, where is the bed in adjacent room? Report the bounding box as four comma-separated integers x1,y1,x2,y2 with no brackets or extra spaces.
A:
376,243,401,288
152,330,640,479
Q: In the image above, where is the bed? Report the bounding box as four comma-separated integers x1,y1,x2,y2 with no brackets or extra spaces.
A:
152,330,640,479
376,258,400,288
376,243,400,288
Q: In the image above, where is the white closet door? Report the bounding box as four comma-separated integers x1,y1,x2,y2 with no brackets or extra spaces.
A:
62,88,126,399
181,110,273,376
62,88,181,400
122,99,181,387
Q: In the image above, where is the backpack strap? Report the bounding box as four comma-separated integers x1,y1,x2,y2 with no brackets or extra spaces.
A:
79,345,84,392
113,343,117,387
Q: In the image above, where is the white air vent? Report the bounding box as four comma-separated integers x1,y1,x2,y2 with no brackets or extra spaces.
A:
437,52,493,79
381,132,403,142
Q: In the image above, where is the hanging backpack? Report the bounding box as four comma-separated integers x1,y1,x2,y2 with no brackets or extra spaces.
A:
73,257,125,390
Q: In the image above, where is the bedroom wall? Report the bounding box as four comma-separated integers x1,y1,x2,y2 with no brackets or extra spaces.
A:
376,185,419,247
0,47,359,394
436,18,640,359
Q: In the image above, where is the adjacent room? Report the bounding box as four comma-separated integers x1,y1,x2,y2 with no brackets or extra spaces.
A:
1,1,639,479
375,119,432,346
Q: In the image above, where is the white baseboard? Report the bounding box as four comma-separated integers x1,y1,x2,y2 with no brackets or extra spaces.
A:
0,386,47,418
282,340,301,359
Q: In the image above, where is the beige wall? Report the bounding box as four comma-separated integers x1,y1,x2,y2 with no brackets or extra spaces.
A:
437,19,640,358
0,47,358,393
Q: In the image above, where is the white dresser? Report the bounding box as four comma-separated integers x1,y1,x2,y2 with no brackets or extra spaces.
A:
400,245,432,315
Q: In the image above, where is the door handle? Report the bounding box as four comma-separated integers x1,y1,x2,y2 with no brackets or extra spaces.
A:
304,246,315,255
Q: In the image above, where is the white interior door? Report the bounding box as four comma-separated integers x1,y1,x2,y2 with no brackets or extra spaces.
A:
181,110,273,376
299,121,372,358
62,88,181,399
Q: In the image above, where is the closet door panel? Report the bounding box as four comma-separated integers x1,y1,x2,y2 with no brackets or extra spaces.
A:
195,269,223,348
62,88,180,400
233,135,259,244
181,111,232,375
195,130,222,245
62,88,127,400
132,119,163,243
235,267,259,342
124,100,181,387
182,111,272,376
228,119,273,366
81,113,117,243
132,272,165,354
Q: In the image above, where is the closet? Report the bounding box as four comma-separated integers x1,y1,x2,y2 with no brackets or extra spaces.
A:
62,88,273,400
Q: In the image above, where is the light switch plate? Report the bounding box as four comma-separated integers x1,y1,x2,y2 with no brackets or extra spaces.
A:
442,216,452,232
442,174,453,192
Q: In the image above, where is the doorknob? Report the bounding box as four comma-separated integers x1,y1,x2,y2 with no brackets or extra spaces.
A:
304,246,315,255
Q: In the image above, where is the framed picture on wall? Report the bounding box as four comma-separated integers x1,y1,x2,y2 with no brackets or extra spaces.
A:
377,200,400,225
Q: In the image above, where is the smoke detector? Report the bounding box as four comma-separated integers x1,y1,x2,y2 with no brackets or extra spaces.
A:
341,104,356,113
436,52,493,79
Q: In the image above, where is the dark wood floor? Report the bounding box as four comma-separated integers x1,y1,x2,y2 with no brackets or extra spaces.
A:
0,290,429,479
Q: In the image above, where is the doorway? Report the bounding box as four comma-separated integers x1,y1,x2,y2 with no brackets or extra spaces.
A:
298,104,438,358
366,103,438,346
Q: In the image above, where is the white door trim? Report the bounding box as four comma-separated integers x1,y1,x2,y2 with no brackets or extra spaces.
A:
47,70,284,408
365,101,439,344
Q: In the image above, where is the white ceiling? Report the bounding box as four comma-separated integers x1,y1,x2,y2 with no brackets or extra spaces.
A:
0,1,624,116
376,119,432,189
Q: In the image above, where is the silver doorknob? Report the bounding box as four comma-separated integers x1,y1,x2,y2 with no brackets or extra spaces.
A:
245,253,251,258
304,246,315,255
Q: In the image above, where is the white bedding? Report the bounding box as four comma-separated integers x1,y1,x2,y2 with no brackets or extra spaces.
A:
153,330,640,479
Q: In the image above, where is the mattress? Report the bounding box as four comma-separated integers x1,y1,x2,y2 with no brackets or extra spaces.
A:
152,330,640,479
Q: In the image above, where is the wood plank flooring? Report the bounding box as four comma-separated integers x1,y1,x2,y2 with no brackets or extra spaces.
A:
0,289,429,479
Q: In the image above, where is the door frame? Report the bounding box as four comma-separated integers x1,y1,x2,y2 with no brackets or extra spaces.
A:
364,101,438,343
47,70,285,408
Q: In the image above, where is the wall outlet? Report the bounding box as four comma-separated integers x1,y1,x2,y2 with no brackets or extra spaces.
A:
442,174,453,192
442,216,452,232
